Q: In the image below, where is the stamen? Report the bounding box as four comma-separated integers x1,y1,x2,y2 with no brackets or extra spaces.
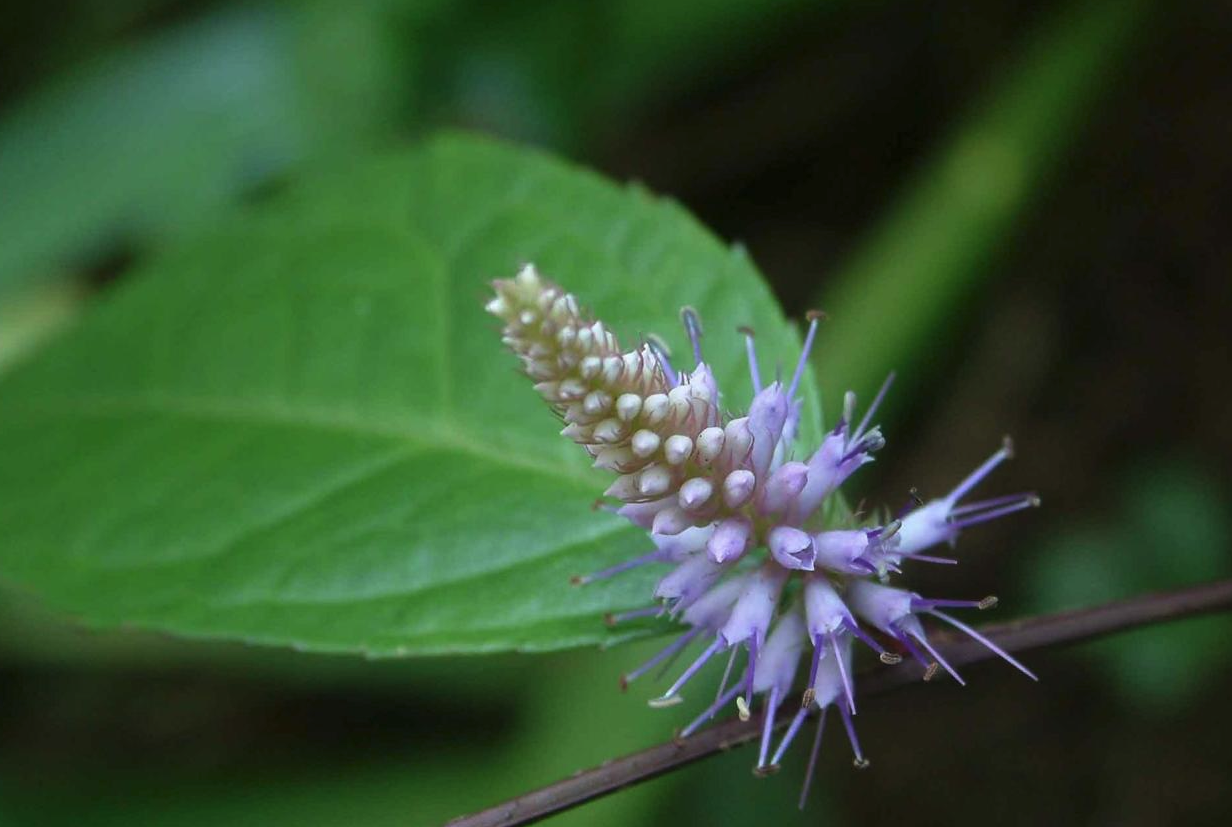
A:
738,326,762,392
804,640,824,704
946,440,1014,505
948,495,1041,529
680,306,704,367
797,708,827,811
913,633,965,685
644,335,678,386
923,663,940,681
787,311,823,398
757,686,781,767
842,617,896,661
829,631,856,715
604,605,662,626
949,492,1036,517
744,636,760,709
838,705,868,769
736,695,751,722
714,647,739,709
978,595,999,610
680,683,742,739
851,371,895,444
905,554,959,565
654,637,724,703
772,706,810,766
894,630,933,670
571,549,662,585
929,610,1038,680
623,626,701,686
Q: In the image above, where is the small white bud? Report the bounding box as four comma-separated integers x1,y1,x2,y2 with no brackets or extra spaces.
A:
583,391,611,416
723,417,753,460
602,356,624,384
642,394,670,425
631,429,661,458
519,310,536,327
593,446,634,470
722,470,756,508
696,427,725,464
638,465,673,497
615,394,642,421
579,355,602,379
485,296,508,316
664,434,694,465
678,477,714,511
592,418,626,444
557,378,587,400
515,263,540,286
604,474,641,501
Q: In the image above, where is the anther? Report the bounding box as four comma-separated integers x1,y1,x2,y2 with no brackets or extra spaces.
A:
978,595,999,610
923,663,940,682
805,309,827,323
853,758,871,770
801,688,816,708
879,652,902,665
648,695,684,709
753,764,781,778
1002,434,1015,458
736,696,751,722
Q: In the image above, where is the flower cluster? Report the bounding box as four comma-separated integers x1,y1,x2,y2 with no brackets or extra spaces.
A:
488,265,1039,802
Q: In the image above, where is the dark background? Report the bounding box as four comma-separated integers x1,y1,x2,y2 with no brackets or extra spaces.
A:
1,1,1229,825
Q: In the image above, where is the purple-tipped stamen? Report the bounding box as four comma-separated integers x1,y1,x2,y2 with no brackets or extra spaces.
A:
929,610,1039,681
805,640,824,694
574,549,664,585
838,704,867,767
644,336,678,387
912,597,987,611
893,628,934,670
829,631,856,714
946,439,1013,505
912,632,965,685
948,491,1035,517
713,646,740,707
787,313,822,399
757,685,782,768
842,616,897,662
772,706,811,767
948,495,1040,530
607,605,663,625
743,635,760,709
655,637,725,703
850,371,895,444
624,626,702,686
797,709,827,810
681,682,743,739
906,554,959,565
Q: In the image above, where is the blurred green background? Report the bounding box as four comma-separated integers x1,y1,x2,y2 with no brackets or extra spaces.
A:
2,0,1230,825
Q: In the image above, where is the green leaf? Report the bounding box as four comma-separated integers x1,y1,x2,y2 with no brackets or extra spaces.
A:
0,133,820,656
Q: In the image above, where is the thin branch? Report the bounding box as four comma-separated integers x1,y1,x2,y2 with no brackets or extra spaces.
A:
446,579,1232,827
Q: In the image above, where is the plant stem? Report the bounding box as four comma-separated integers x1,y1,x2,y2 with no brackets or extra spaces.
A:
446,578,1232,827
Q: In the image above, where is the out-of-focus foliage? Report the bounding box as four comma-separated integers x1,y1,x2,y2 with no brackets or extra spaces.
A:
1029,461,1232,711
0,134,818,655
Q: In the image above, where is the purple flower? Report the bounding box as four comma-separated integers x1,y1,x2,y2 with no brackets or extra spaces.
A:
489,265,1040,804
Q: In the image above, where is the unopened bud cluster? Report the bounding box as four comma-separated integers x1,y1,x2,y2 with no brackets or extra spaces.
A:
489,264,1040,804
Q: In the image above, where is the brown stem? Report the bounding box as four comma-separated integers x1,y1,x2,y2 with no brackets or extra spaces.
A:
446,579,1232,827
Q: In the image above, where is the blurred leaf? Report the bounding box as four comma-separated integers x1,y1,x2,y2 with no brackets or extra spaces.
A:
813,0,1152,405
0,4,409,295
0,133,819,656
1028,460,1232,711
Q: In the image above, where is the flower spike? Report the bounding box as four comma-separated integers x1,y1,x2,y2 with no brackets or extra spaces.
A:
488,265,1038,797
